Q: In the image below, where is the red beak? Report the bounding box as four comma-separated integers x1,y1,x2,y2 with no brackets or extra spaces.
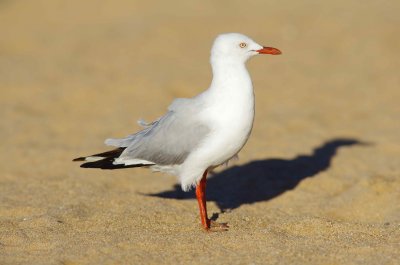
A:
256,47,282,55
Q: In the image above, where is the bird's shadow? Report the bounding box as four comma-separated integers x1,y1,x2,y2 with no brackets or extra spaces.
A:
148,138,366,212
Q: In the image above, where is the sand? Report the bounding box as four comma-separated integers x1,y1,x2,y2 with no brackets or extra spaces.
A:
1,0,399,264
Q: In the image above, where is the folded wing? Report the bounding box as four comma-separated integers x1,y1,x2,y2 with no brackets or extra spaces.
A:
106,98,210,166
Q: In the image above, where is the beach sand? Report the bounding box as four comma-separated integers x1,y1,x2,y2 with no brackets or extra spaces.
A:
0,0,399,264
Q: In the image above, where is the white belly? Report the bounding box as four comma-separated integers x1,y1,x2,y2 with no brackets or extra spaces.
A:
195,87,255,167
208,108,254,166
178,103,254,191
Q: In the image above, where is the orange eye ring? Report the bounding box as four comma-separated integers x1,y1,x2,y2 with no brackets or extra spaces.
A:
239,42,247,48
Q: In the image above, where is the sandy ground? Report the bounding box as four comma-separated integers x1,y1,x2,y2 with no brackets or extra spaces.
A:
1,0,400,264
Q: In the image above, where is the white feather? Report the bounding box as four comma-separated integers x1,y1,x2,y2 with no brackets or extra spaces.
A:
104,33,266,191
84,156,106,162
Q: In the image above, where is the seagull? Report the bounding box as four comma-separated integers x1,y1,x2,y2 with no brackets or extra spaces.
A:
73,33,281,231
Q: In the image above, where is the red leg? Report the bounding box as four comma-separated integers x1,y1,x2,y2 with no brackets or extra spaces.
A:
196,171,210,230
195,171,229,231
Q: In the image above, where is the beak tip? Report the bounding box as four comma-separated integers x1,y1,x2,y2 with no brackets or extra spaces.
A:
257,47,282,55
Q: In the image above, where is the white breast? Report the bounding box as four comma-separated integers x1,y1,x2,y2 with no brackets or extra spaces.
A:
205,88,255,165
189,64,255,167
177,61,256,190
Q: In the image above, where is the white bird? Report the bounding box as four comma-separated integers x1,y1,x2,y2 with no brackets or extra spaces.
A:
74,33,281,231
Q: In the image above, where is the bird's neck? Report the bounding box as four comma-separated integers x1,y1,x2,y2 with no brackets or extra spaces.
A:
209,58,253,94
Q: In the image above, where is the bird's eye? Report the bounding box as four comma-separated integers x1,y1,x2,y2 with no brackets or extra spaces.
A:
239,42,247,48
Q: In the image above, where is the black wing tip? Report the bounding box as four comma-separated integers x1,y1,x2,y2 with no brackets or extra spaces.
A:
73,157,86,162
79,159,118,169
73,147,126,163
79,159,151,170
73,148,154,170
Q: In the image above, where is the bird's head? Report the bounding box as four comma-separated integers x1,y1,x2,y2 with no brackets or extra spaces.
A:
210,33,281,64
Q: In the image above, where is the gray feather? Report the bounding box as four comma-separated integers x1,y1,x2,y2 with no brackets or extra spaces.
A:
106,98,210,165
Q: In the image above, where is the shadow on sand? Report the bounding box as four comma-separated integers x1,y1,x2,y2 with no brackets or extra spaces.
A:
148,138,365,213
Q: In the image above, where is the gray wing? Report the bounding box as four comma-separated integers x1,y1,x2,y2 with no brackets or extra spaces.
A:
105,98,210,166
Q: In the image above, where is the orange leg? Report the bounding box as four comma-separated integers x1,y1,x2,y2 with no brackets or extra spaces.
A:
196,171,210,230
195,170,229,231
